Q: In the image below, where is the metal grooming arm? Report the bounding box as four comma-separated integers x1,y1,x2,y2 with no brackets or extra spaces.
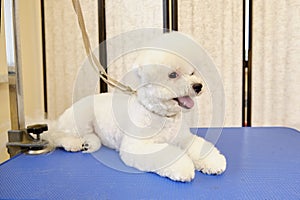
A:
4,0,52,157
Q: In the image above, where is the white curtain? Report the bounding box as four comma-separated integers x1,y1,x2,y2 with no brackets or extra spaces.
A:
105,0,163,89
45,0,98,119
252,0,300,130
44,0,299,130
104,0,243,128
45,0,162,119
44,0,244,127
179,0,243,127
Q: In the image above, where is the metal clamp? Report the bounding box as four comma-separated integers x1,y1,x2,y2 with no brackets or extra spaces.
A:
6,124,53,157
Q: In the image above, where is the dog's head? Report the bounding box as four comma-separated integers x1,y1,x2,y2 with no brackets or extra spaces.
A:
134,50,203,117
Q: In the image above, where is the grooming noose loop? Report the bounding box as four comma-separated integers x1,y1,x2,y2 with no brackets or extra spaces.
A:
72,0,136,94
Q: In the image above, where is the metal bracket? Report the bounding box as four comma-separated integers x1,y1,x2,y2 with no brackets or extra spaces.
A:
6,124,53,157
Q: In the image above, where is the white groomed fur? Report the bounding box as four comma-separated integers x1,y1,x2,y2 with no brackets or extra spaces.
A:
44,49,226,182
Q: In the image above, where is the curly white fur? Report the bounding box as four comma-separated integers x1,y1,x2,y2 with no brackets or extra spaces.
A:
44,49,226,182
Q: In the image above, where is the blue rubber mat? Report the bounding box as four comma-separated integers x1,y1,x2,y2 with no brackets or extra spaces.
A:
0,127,300,199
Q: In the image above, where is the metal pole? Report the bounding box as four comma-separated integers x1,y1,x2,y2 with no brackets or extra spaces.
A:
40,0,48,118
98,0,107,93
242,0,252,127
4,0,53,157
163,0,178,32
163,0,170,32
5,0,25,130
171,0,178,31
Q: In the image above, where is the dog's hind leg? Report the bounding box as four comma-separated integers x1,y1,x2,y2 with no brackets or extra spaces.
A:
119,136,195,182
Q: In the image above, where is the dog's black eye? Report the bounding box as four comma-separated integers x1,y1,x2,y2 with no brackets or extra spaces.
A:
190,71,194,76
169,72,178,79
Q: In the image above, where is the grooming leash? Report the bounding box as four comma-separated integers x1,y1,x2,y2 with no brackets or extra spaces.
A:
72,0,136,94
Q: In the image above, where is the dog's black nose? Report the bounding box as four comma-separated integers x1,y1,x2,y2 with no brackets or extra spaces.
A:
193,83,203,94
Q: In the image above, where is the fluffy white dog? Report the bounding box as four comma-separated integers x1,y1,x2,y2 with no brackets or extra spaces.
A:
45,49,226,182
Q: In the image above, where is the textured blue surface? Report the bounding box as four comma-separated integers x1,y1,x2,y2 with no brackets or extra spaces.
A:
0,127,300,199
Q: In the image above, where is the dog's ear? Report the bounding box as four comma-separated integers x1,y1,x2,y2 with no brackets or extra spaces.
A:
137,64,149,78
137,65,154,83
119,66,141,89
132,63,139,70
131,63,142,79
137,64,143,78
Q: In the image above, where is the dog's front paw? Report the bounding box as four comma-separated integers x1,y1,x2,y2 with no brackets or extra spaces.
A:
155,154,195,182
197,150,226,175
60,137,84,152
81,141,101,153
81,134,101,153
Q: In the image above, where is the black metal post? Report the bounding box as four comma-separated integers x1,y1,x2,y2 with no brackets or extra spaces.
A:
163,0,178,32
242,0,252,127
98,0,107,93
171,0,178,31
40,0,48,117
163,0,170,32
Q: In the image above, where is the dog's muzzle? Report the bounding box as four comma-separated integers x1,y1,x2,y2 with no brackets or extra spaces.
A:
172,83,203,109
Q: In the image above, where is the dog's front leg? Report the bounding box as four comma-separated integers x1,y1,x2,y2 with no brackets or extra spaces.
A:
119,136,195,182
184,135,227,175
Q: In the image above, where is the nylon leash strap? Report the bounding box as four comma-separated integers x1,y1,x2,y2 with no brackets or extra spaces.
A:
72,0,136,94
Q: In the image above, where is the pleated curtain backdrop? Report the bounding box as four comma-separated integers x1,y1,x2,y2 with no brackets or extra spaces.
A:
44,0,299,130
179,0,243,127
105,0,163,89
44,0,98,119
252,0,300,130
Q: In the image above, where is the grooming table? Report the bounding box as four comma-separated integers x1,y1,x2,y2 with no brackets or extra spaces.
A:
0,127,300,199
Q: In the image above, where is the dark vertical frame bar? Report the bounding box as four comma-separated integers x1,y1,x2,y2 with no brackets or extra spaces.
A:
242,0,253,127
98,0,107,93
163,0,170,32
163,0,178,32
40,0,48,116
171,0,178,31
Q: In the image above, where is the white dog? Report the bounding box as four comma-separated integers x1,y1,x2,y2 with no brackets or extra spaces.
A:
45,49,226,182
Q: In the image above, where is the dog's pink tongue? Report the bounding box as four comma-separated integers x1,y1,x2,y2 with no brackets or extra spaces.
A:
177,96,194,109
